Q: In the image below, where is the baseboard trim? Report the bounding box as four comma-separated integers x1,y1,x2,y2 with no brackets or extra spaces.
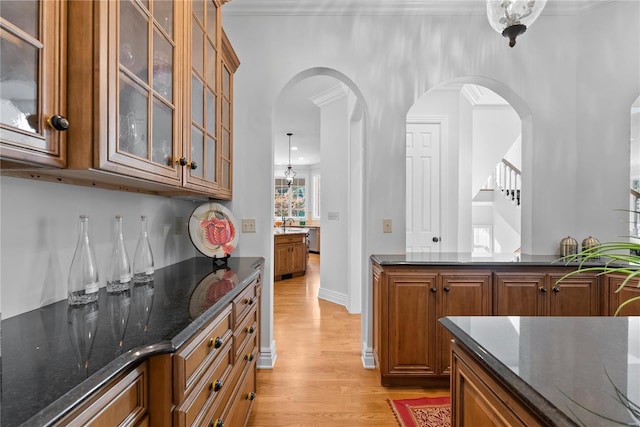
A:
317,287,348,307
361,346,376,369
257,339,277,369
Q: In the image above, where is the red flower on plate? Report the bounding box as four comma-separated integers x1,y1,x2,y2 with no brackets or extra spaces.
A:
201,214,235,247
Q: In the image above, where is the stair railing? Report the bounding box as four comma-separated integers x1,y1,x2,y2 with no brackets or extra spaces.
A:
496,159,521,206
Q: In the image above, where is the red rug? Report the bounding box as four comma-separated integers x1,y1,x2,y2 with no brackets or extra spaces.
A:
388,396,451,427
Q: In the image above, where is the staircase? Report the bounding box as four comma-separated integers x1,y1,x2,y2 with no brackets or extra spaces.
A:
495,159,521,206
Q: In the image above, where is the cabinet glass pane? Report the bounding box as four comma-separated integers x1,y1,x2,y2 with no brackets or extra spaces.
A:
223,130,230,158
152,98,172,165
120,0,149,82
1,1,38,38
153,0,173,37
192,17,204,76
192,76,203,126
206,41,216,84
191,126,203,178
153,30,173,102
222,99,229,128
206,89,215,130
223,66,230,96
222,161,229,189
140,0,149,9
0,35,38,133
206,0,217,42
206,135,216,181
119,77,149,158
193,0,204,25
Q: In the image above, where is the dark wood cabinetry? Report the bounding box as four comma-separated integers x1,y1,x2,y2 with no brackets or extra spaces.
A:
274,233,307,280
606,273,640,315
494,269,600,316
373,264,491,386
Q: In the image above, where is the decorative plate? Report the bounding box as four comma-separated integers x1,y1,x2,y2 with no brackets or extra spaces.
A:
189,268,239,319
188,202,239,258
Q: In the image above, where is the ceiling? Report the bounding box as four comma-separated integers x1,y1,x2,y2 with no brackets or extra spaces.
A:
225,0,613,167
223,0,611,16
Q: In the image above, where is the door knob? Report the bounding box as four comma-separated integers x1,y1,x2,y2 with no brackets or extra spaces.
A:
47,115,69,131
432,237,440,242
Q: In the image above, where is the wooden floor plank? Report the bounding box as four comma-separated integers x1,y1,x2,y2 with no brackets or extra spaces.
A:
247,253,448,426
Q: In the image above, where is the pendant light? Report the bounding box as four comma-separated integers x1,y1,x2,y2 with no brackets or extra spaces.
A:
284,132,297,187
486,0,547,47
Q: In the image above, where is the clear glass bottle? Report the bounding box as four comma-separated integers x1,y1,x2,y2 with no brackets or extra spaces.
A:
68,215,100,305
133,215,154,285
106,215,132,293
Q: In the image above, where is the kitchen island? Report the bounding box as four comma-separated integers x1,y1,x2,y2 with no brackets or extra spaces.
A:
274,228,309,280
1,256,264,426
440,316,640,426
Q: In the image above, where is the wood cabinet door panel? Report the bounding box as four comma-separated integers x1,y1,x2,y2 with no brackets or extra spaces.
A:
439,273,492,375
494,273,546,316
548,273,600,316
387,274,437,376
607,274,640,315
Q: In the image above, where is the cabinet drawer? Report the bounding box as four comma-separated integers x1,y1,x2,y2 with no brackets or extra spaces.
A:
174,340,234,427
275,234,305,245
55,362,147,426
234,306,258,362
174,306,233,401
223,359,257,427
233,280,258,327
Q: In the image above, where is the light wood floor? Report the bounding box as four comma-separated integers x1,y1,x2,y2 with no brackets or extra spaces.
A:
247,253,448,427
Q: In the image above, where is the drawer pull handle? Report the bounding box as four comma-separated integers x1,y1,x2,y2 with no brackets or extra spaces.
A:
209,378,223,393
209,419,223,427
539,286,548,293
246,325,255,334
245,353,254,361
209,336,223,349
246,391,256,400
244,297,255,305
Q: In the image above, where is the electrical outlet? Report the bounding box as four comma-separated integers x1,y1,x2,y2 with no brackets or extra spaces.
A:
383,219,392,233
242,218,256,233
175,217,185,235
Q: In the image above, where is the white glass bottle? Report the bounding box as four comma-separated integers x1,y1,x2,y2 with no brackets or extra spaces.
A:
68,215,100,305
133,215,154,285
107,215,132,292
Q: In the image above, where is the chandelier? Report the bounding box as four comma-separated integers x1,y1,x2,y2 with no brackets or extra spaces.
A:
284,132,297,187
486,0,547,47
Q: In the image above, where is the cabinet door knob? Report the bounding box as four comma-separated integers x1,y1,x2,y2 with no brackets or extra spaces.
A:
539,286,548,293
209,419,223,427
432,236,440,242
430,287,437,293
443,286,450,292
177,157,187,166
246,325,255,334
47,114,69,131
189,160,197,170
552,286,560,293
245,352,254,361
244,297,254,305
209,336,223,349
246,391,256,400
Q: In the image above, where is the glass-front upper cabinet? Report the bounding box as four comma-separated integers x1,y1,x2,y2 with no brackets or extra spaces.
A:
0,0,66,167
110,0,181,182
220,30,239,197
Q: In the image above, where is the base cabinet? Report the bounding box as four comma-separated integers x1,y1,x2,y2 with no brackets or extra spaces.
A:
451,341,546,427
54,362,148,427
373,264,491,386
274,233,307,280
606,274,640,315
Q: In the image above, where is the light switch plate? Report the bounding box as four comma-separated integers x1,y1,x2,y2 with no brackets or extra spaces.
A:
383,219,392,233
242,218,256,233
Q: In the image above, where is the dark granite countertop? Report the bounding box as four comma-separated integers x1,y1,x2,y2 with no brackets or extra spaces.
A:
440,316,640,426
371,252,611,266
1,256,264,427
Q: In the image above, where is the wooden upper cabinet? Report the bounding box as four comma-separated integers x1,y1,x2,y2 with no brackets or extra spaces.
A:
1,0,241,199
0,0,67,168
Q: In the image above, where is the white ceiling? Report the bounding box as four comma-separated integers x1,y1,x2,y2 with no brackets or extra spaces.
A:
225,0,613,167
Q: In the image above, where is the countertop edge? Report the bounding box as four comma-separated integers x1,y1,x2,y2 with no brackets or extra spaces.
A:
439,317,578,427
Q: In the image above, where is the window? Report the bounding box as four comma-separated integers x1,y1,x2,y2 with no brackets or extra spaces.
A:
275,177,306,218
313,174,321,219
473,225,493,254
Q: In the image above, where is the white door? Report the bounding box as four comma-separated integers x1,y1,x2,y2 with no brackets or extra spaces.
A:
406,121,442,253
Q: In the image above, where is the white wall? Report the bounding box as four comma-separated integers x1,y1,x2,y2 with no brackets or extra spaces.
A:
223,2,639,367
0,176,198,318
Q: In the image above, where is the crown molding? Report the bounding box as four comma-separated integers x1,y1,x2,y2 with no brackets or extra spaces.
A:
310,83,350,107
